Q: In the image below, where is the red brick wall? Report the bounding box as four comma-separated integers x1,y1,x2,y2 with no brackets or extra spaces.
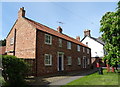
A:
6,17,36,59
6,16,91,77
36,30,91,76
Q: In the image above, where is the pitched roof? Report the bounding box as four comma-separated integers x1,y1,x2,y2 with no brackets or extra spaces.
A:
91,37,105,45
0,46,6,55
81,36,105,45
24,17,89,48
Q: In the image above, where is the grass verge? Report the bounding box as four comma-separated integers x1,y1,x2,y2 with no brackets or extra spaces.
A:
62,69,119,87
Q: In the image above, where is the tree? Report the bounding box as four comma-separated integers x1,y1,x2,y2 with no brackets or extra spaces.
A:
100,1,120,67
1,55,30,87
0,39,6,46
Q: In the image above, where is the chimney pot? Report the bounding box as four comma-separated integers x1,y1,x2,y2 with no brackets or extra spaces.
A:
84,29,91,37
18,7,25,18
76,36,80,41
57,26,62,33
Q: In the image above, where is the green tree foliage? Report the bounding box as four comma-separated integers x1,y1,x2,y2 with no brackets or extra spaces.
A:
0,39,6,46
100,1,120,66
1,55,30,87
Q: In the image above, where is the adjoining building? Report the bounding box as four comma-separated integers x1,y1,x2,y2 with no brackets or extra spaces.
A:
81,30,106,67
0,46,6,55
6,7,91,76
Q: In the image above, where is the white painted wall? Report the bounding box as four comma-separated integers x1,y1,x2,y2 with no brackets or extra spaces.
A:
82,36,104,58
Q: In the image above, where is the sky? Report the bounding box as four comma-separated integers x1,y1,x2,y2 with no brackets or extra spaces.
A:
1,1,118,40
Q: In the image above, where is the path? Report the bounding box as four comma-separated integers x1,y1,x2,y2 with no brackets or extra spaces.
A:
49,69,97,87
28,69,97,87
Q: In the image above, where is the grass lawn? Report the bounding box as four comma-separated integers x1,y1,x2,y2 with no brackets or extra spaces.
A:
62,69,119,86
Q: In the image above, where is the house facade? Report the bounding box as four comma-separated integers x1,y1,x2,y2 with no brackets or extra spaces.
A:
81,30,106,66
6,7,91,76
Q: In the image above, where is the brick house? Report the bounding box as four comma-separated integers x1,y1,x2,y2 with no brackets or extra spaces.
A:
0,46,6,55
6,7,91,76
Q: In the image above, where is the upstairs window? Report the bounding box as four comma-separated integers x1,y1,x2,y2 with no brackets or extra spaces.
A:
59,38,62,47
78,57,81,65
87,49,90,54
67,56,72,65
67,42,71,49
45,34,52,45
44,54,52,66
10,37,14,45
77,45,80,52
83,47,85,52
87,58,90,65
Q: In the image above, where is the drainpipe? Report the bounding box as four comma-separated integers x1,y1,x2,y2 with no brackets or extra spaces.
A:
13,29,16,56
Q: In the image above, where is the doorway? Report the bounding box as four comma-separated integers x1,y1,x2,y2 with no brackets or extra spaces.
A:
83,56,87,68
58,52,64,71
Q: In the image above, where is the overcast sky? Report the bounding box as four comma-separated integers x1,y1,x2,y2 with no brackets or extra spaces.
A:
1,1,118,40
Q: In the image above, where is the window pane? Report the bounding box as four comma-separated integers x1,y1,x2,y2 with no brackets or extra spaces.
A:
87,58,90,65
77,45,80,51
45,34,52,44
59,39,62,47
83,47,85,52
68,56,72,65
78,57,81,65
87,49,89,54
10,37,14,45
67,42,71,49
45,54,52,65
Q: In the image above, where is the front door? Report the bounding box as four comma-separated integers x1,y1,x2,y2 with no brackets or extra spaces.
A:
59,55,62,71
58,52,64,71
83,56,87,68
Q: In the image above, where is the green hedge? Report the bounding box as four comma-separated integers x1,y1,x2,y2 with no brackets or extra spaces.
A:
1,55,30,87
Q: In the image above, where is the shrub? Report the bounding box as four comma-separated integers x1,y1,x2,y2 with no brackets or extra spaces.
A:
1,55,30,87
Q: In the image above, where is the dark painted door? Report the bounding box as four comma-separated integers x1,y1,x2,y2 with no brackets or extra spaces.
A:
59,56,62,71
83,57,87,68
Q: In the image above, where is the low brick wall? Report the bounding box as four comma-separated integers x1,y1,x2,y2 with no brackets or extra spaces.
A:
23,59,36,76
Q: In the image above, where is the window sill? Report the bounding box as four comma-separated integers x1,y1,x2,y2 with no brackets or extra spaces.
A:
45,43,52,45
45,65,52,66
10,44,13,46
67,64,72,66
67,48,71,50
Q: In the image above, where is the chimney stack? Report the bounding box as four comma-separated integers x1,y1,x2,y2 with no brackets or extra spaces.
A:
76,36,80,41
57,26,63,33
84,29,91,37
18,7,25,19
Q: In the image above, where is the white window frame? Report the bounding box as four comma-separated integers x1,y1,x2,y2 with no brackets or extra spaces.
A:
57,52,64,71
67,56,72,65
77,45,80,52
45,34,52,45
59,38,62,47
67,41,71,49
83,47,85,52
87,49,89,54
44,54,52,66
78,57,81,65
10,37,14,45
